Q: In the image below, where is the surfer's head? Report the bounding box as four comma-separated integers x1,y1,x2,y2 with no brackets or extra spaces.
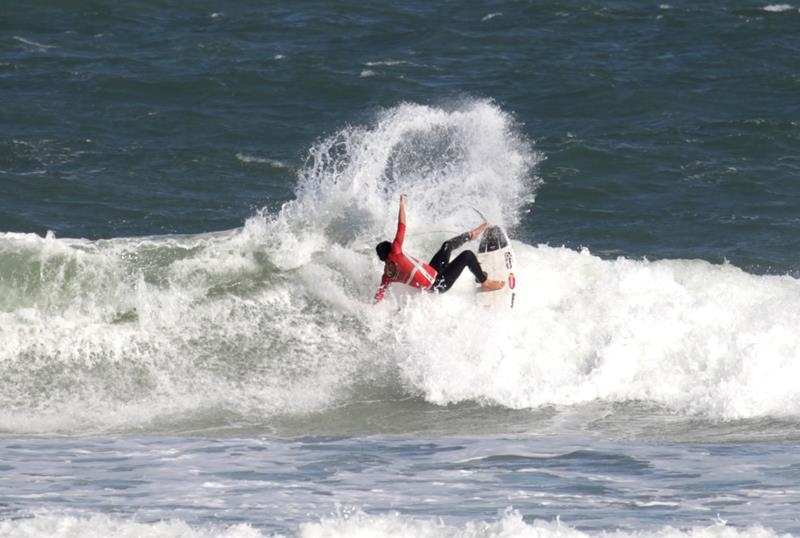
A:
376,241,391,261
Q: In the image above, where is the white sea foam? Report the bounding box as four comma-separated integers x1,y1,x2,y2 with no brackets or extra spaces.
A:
365,60,407,67
299,511,791,538
0,511,791,538
236,152,292,169
394,244,800,420
762,4,795,12
13,36,58,49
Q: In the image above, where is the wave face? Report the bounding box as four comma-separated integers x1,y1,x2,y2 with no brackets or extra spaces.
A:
2,100,800,435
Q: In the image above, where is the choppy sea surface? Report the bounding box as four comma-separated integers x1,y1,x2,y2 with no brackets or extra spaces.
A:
2,2,799,537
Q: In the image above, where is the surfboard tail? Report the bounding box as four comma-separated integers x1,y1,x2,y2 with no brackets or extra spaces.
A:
476,225,517,309
478,225,509,253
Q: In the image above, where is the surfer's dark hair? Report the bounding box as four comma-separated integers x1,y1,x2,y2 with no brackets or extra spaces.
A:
376,241,391,261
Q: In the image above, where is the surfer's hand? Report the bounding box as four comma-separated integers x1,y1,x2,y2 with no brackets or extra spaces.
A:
399,193,407,205
469,221,488,240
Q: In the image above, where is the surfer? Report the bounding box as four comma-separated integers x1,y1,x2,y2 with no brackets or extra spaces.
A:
374,194,505,302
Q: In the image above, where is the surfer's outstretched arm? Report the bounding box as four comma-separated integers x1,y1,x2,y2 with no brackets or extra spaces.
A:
398,193,406,226
391,194,408,249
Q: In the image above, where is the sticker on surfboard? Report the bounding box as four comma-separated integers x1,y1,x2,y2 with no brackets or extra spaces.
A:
476,225,517,309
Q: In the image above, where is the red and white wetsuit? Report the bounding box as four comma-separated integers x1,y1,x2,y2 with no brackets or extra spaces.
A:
374,221,437,302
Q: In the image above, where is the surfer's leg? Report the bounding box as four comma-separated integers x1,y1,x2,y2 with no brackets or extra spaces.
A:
428,232,469,274
433,250,486,293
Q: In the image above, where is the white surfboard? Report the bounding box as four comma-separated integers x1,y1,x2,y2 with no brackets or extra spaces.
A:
476,225,517,309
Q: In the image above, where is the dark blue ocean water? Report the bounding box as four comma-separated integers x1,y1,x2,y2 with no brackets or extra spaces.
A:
3,1,798,270
2,2,800,538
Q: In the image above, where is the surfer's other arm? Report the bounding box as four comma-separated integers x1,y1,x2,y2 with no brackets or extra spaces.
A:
374,278,389,302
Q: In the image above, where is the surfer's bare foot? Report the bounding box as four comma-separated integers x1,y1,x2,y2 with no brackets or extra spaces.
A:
468,222,488,240
480,279,505,291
